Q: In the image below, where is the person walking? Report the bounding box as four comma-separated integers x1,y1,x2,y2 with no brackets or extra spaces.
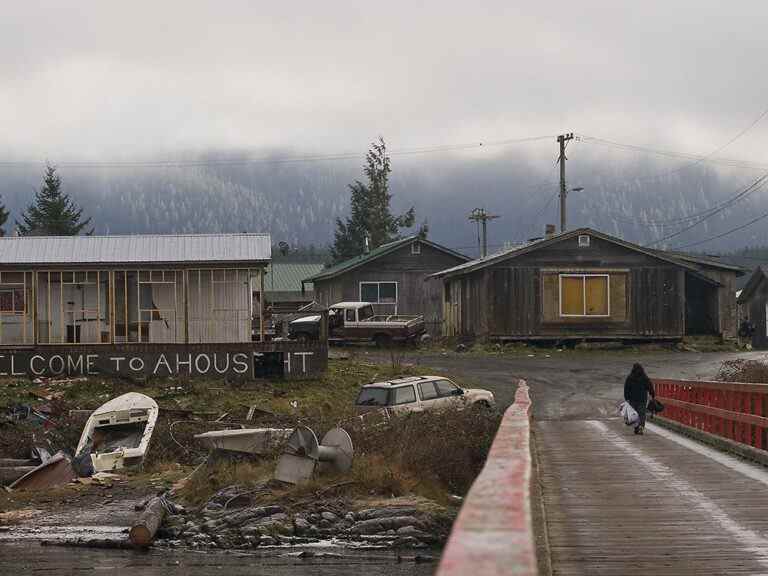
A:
624,363,655,435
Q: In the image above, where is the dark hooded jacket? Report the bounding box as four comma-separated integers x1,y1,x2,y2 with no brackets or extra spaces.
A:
624,363,655,404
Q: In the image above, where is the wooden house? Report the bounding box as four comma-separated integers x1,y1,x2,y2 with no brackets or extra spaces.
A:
431,228,744,342
303,236,470,335
737,267,768,348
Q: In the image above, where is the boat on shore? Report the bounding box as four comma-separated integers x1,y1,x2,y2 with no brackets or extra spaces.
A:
75,392,158,472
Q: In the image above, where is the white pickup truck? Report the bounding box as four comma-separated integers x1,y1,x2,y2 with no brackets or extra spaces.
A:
289,301,425,346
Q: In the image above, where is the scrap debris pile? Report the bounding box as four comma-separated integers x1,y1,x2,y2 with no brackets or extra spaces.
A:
1,390,158,491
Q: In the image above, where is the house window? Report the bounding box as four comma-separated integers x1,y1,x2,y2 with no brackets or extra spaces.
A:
359,282,398,305
560,274,609,317
0,289,24,314
411,242,421,255
578,235,591,248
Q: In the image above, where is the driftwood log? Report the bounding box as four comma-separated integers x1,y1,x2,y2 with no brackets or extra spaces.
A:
129,495,167,547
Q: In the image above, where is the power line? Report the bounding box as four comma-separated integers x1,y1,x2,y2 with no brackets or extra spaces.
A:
578,135,768,172
646,173,768,247
0,135,555,169
671,206,768,250
602,175,764,227
580,104,768,183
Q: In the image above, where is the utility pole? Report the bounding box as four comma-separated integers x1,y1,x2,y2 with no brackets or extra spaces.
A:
557,133,574,232
468,208,500,258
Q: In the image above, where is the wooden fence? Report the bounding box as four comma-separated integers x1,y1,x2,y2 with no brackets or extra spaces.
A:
654,378,768,450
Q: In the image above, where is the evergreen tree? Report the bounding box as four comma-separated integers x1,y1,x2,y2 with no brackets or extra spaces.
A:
331,138,416,262
0,196,9,237
17,165,93,236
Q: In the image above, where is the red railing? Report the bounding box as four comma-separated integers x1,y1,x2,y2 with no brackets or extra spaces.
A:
653,378,768,450
436,380,537,576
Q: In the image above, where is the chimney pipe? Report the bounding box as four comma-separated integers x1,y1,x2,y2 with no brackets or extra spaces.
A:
545,224,556,238
363,234,370,254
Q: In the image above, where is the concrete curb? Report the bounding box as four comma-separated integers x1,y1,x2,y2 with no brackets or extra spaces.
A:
436,379,537,576
652,415,768,468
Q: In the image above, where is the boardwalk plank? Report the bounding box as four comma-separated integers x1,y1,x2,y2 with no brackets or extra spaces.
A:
536,419,768,575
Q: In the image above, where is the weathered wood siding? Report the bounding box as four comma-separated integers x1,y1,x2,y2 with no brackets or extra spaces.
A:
748,277,768,349
313,242,467,335
445,233,691,339
690,266,739,339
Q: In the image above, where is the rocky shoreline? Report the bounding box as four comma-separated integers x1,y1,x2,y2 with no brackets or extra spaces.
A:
156,488,454,553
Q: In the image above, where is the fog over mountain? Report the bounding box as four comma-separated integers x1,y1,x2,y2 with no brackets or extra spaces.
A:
0,146,764,257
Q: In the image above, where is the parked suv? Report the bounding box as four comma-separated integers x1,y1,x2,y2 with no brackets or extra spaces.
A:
354,375,495,416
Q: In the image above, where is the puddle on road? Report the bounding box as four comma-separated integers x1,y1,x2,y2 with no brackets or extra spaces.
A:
0,541,437,575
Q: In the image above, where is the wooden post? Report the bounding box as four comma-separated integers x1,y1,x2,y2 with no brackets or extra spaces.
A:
129,495,167,547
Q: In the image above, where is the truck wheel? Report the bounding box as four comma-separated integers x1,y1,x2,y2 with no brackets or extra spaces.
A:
374,334,392,348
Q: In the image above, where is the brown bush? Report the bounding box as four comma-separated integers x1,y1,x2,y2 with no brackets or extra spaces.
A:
717,359,768,383
349,407,501,496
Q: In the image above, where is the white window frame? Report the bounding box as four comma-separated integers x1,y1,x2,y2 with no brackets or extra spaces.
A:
559,274,610,318
578,234,591,247
359,281,398,312
411,242,421,255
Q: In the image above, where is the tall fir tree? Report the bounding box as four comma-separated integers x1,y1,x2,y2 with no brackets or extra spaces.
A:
0,196,9,237
331,138,420,262
17,165,93,236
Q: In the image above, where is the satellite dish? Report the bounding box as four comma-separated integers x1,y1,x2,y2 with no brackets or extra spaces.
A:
274,425,354,484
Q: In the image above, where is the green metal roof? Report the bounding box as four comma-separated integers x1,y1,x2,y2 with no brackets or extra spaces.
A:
303,236,470,283
265,262,325,293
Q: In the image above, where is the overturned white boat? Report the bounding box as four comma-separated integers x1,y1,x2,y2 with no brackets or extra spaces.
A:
75,392,159,472
194,428,291,455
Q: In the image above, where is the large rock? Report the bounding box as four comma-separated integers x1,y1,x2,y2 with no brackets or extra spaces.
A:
355,507,419,521
349,515,424,535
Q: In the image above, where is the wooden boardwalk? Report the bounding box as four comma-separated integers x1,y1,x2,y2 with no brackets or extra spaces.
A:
536,418,768,575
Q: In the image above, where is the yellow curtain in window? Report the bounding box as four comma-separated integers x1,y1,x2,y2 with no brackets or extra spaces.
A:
585,276,608,315
561,277,584,315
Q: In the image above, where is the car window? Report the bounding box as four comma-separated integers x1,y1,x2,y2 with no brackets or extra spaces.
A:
358,305,375,321
393,385,417,405
435,379,458,397
356,387,390,406
418,382,438,400
345,309,356,322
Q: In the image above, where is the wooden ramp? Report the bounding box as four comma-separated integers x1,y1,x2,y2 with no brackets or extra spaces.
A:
536,418,768,575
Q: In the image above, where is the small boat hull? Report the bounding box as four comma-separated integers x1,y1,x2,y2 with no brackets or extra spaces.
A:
9,453,76,491
194,428,291,455
75,392,159,472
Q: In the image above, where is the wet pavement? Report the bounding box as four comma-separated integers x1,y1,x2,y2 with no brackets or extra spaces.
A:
361,349,768,419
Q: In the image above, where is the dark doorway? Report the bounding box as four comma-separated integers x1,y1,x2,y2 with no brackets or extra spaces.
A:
685,274,719,335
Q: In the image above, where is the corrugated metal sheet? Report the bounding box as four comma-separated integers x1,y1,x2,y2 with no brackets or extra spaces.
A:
0,233,271,265
266,263,325,293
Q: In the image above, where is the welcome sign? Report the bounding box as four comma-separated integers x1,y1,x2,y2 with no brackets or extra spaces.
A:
0,345,324,380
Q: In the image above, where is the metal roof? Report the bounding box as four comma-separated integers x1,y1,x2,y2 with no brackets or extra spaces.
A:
304,236,469,283
265,263,324,293
0,233,271,266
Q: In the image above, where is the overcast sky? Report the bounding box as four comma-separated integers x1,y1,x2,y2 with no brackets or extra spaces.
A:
1,1,766,163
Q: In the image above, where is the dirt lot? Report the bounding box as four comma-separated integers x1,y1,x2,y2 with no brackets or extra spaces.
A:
353,348,768,420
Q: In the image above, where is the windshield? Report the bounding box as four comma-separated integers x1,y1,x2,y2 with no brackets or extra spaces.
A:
356,387,390,406
358,305,375,321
